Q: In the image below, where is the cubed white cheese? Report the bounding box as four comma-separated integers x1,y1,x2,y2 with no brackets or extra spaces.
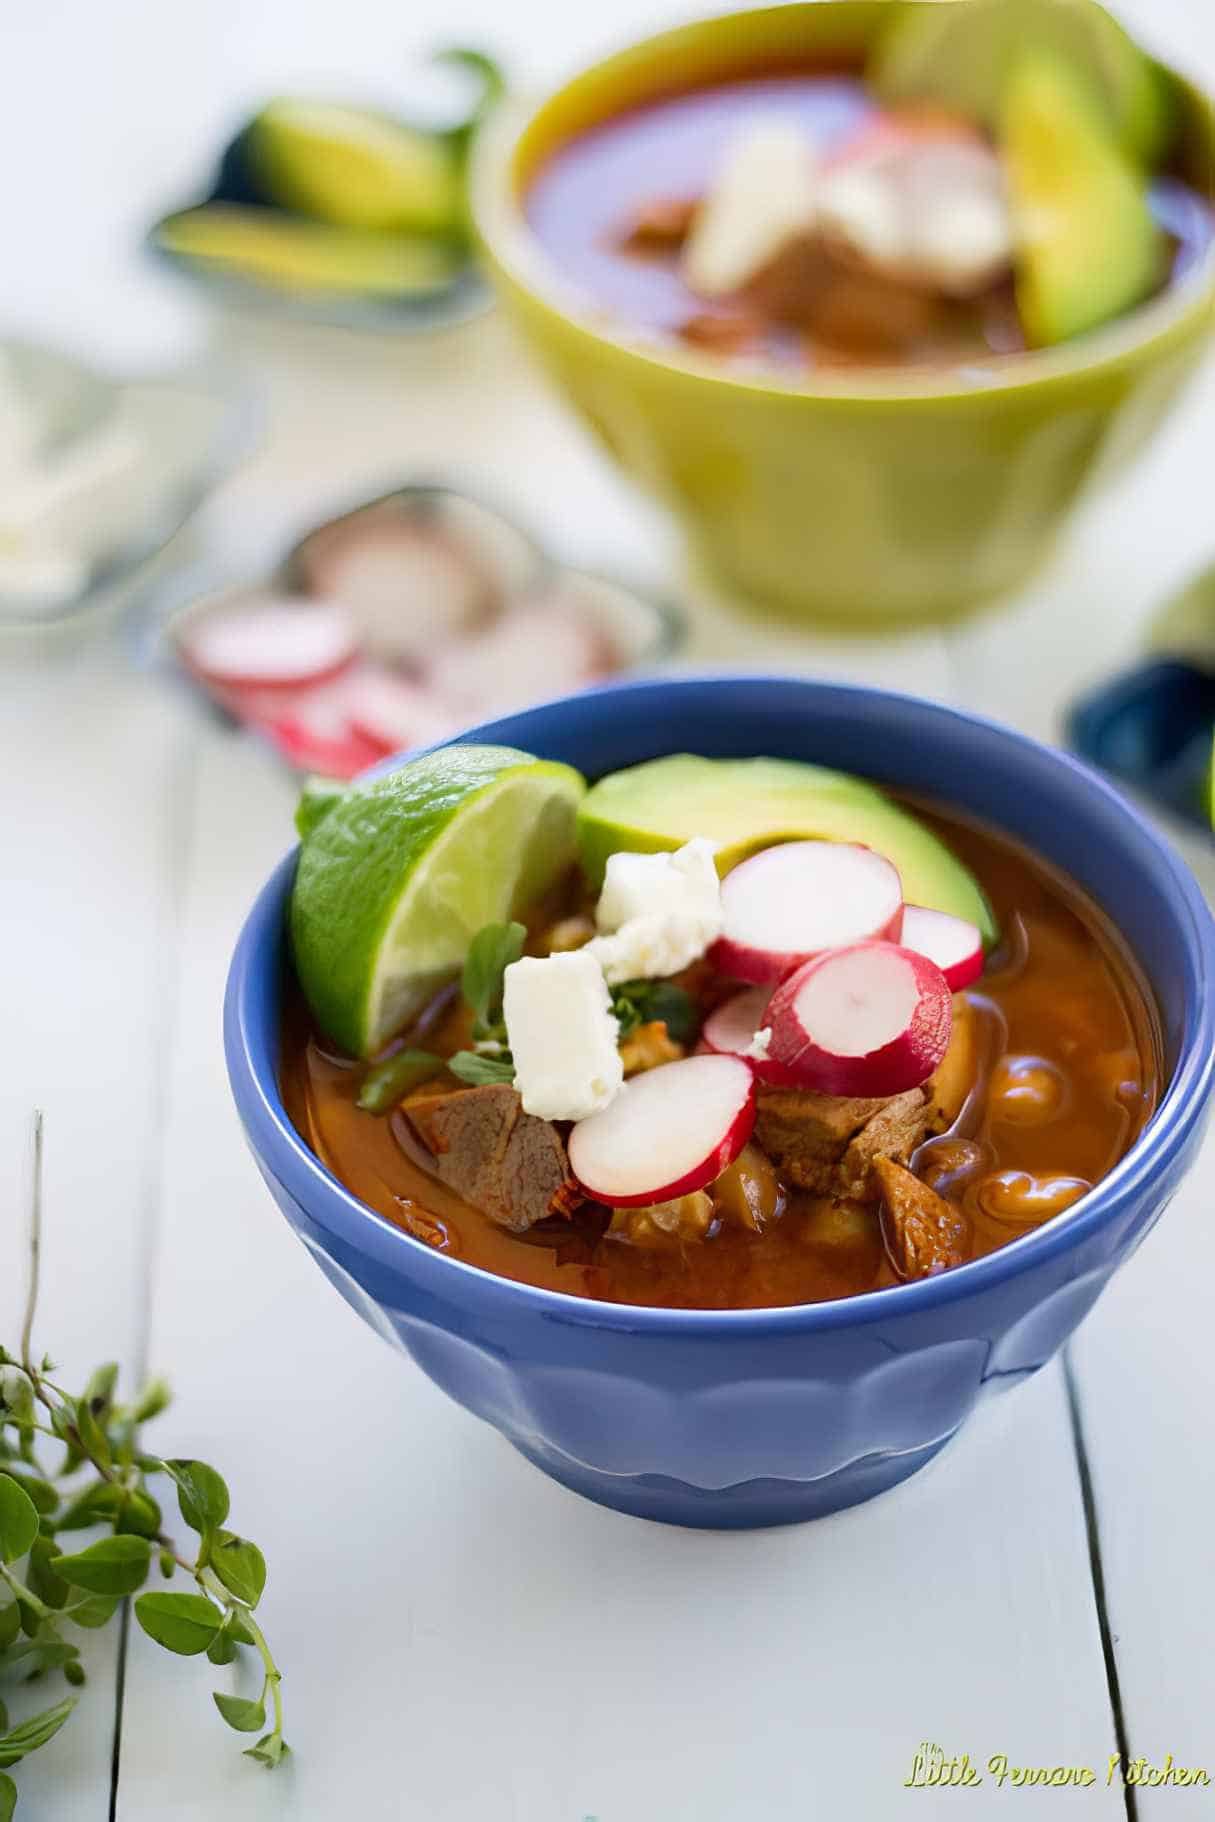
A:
502,950,623,1122
683,122,819,298
596,837,721,933
588,838,724,984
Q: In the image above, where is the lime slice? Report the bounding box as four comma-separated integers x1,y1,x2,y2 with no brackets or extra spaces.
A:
869,0,1173,166
154,206,460,297
290,745,586,1056
247,101,462,234
295,776,348,840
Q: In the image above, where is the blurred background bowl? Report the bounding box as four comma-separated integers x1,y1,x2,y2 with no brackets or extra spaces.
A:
473,0,1215,628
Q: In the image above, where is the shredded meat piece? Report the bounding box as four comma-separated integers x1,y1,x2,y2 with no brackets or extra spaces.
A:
621,196,699,252
619,1020,684,1077
754,1085,933,1201
875,1156,971,1280
403,1084,581,1234
680,308,765,354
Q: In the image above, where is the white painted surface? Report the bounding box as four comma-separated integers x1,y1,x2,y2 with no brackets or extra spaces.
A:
2,1,1213,1817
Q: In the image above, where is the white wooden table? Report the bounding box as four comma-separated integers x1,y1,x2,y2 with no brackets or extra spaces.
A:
3,3,1214,1816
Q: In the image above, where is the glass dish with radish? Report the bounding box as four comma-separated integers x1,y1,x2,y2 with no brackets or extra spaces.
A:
282,747,1160,1311
165,484,678,780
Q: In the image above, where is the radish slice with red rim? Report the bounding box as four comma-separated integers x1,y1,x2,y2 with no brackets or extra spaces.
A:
181,598,358,691
702,987,772,1059
900,906,984,991
569,1054,756,1207
760,941,952,1098
708,841,904,986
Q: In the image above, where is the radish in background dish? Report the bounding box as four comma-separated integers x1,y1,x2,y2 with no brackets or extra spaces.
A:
709,841,904,985
758,940,951,1096
180,597,358,691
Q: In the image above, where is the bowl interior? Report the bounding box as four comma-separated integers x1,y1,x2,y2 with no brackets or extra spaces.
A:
476,0,1215,400
233,675,1214,1323
437,677,1210,1079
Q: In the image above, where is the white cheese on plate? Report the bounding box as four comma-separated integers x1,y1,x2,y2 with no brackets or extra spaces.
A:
588,838,724,984
502,950,623,1122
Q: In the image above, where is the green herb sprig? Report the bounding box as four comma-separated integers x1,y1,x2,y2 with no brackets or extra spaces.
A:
444,921,526,1085
0,1116,287,1814
609,979,700,1046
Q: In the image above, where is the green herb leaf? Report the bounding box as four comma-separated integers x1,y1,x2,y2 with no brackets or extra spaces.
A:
244,1730,288,1768
447,1050,515,1086
64,1660,86,1687
55,1482,122,1532
130,1378,172,1424
134,1591,222,1656
0,1769,16,1822
82,1363,119,1414
207,1630,238,1666
213,1690,266,1733
0,1609,17,1651
0,1473,55,1519
50,1535,151,1597
0,1637,81,1679
0,1696,75,1767
435,47,508,156
26,1539,69,1610
71,1397,112,1473
357,1048,443,1114
63,1594,119,1630
0,1702,6,1732
462,922,526,1028
114,1489,162,1540
611,979,700,1046
210,1533,266,1609
162,1460,230,1535
227,1612,256,1648
0,1479,39,1565
0,1370,34,1428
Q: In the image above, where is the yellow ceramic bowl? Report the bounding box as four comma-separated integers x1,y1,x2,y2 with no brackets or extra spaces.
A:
472,1,1215,626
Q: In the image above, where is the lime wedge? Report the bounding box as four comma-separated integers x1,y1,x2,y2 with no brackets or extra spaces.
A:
295,776,348,840
154,206,460,297
869,0,1173,166
290,745,586,1056
247,101,462,234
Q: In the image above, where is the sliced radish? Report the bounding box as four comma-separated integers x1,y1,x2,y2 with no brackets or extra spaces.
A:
181,598,358,691
341,665,464,753
428,600,602,717
900,905,984,992
568,1054,756,1207
709,842,903,986
759,941,951,1097
702,987,772,1059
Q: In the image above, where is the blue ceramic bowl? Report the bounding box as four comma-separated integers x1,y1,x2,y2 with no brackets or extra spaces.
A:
225,677,1215,1528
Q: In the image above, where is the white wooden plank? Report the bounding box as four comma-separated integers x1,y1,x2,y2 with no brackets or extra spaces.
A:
112,717,1126,1820
0,644,191,1819
1068,1139,1215,1818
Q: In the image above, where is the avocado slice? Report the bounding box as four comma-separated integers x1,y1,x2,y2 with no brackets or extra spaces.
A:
870,0,1173,169
577,755,997,944
1001,54,1167,347
153,206,461,297
246,101,462,236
